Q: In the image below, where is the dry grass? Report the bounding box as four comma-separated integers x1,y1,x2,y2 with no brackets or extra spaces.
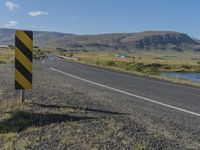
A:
0,99,20,113
74,51,200,65
0,48,14,63
68,51,200,86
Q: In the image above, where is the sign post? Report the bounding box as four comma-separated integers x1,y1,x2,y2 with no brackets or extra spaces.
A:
20,90,25,103
15,30,33,103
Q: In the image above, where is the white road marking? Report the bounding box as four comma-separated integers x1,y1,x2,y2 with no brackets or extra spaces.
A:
42,59,45,63
50,67,200,117
55,57,200,91
92,67,200,91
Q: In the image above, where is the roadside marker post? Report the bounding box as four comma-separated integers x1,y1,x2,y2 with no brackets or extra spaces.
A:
15,30,33,103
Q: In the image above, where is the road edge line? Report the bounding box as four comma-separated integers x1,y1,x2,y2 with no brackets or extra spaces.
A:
50,67,200,118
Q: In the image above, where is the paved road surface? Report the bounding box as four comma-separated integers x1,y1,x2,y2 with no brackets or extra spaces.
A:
41,55,200,148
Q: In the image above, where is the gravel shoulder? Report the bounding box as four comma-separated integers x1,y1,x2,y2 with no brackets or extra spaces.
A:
0,62,193,149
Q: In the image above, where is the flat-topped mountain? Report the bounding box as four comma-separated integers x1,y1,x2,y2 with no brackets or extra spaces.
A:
120,31,198,49
0,28,200,52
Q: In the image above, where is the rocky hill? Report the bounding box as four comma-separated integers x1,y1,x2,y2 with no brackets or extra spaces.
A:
0,28,200,52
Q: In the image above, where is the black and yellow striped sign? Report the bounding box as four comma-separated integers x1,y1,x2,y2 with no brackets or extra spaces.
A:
15,30,33,89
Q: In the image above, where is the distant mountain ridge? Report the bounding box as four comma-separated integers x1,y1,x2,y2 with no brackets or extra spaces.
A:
0,28,74,46
0,28,200,52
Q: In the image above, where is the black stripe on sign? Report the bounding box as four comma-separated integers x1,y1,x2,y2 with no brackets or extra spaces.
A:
23,31,33,40
15,80,24,89
15,58,32,83
15,36,32,62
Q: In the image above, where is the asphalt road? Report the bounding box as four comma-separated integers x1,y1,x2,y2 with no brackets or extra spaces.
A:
41,55,200,148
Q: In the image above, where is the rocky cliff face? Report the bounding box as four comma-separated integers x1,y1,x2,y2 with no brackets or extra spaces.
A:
135,33,196,48
120,32,199,51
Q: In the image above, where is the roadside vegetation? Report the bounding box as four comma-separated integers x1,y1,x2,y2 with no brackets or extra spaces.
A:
57,50,200,86
0,48,14,64
73,51,200,73
0,47,51,64
33,47,52,59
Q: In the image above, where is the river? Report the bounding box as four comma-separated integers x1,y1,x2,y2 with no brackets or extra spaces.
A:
160,72,200,83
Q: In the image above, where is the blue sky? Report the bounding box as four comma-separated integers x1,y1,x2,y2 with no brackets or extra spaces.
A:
0,0,200,38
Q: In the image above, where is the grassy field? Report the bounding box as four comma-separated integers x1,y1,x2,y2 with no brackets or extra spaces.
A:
72,51,200,73
61,50,200,86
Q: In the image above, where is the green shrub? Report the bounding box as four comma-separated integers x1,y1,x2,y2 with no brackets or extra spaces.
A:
181,64,191,70
0,60,6,64
134,63,144,72
105,60,116,66
153,57,163,60
69,53,73,57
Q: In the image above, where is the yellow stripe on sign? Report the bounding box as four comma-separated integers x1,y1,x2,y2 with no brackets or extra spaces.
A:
15,47,32,73
15,69,32,89
16,30,33,51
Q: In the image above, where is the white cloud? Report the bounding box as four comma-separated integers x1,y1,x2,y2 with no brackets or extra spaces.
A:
28,11,48,17
5,1,19,10
30,25,37,28
4,20,18,27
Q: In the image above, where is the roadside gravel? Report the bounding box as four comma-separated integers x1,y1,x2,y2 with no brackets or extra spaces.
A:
0,62,186,149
